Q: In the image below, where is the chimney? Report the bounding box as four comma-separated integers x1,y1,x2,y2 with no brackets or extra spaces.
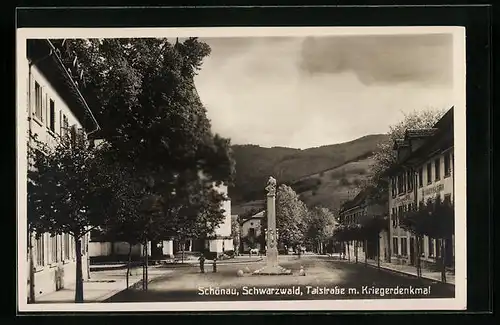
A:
393,139,410,163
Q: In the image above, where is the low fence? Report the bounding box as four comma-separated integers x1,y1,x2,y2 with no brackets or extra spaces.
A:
89,241,151,263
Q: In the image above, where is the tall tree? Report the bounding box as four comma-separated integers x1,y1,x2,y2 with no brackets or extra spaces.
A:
27,132,116,303
305,206,337,254
231,215,241,256
275,184,308,248
366,108,446,201
53,37,235,289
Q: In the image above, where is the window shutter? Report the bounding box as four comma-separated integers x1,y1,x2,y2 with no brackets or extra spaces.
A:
26,76,29,113
59,111,62,136
40,87,46,123
45,93,49,125
29,73,35,116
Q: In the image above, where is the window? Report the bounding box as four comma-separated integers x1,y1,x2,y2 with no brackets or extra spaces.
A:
392,237,399,255
397,206,404,226
49,235,59,264
49,99,55,132
392,208,397,227
402,172,407,193
391,177,397,197
435,158,441,180
64,233,70,260
69,235,74,259
60,113,69,140
436,239,442,258
419,237,425,256
428,238,434,257
34,81,43,121
444,152,451,177
407,170,413,192
248,228,256,238
418,167,423,187
427,163,432,184
401,238,408,256
397,175,404,194
82,235,87,255
35,234,45,266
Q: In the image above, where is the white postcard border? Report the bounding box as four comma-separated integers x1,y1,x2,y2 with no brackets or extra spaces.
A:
16,26,467,312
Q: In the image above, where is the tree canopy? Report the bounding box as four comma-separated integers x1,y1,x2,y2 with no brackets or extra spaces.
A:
275,184,308,247
27,132,115,239
56,37,236,242
63,38,233,182
364,108,446,201
305,206,337,248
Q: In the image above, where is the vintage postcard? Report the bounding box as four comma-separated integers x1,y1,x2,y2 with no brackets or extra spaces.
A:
17,26,466,312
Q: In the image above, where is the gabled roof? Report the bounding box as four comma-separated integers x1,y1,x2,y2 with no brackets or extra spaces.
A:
389,107,454,169
340,188,370,212
27,39,100,134
392,139,409,150
404,128,439,140
240,210,265,225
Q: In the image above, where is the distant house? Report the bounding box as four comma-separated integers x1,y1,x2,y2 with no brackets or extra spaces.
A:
239,210,265,253
89,183,233,260
339,188,389,262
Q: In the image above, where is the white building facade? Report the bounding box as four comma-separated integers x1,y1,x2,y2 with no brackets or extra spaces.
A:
388,107,454,269
25,39,99,301
240,210,265,253
160,183,233,257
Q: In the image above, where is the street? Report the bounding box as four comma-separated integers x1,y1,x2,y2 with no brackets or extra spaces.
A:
105,255,455,302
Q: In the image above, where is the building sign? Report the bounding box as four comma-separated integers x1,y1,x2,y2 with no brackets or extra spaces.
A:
393,193,413,205
421,183,444,197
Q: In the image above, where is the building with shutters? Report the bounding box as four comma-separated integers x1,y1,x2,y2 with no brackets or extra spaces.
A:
338,188,389,262
25,39,100,301
388,107,454,269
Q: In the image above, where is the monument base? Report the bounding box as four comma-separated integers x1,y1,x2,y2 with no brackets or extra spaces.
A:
253,264,293,275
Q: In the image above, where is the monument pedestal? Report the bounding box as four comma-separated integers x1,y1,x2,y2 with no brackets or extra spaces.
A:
253,264,292,275
253,184,292,276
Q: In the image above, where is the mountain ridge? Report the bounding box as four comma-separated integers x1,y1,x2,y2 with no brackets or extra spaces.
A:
229,133,389,213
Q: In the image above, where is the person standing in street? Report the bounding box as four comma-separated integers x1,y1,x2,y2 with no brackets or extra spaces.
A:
198,253,206,273
213,255,218,273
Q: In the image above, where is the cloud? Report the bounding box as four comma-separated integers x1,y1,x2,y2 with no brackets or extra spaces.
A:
194,35,455,149
299,34,453,86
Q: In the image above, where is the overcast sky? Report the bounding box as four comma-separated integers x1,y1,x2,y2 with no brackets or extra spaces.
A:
193,34,454,149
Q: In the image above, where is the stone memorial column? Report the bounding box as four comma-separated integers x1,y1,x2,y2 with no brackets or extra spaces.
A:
266,190,279,267
253,176,291,275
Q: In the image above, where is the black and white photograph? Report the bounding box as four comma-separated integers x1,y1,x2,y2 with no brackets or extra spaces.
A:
17,26,466,312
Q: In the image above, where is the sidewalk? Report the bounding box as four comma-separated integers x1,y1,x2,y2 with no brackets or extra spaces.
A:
362,258,455,285
35,266,170,303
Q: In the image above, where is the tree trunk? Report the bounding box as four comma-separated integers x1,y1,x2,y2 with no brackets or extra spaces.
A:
181,240,185,263
142,241,146,291
28,232,35,303
74,236,84,303
126,242,132,290
364,240,368,266
377,234,381,269
355,241,358,264
347,242,350,262
441,239,447,283
386,231,392,262
144,239,149,291
416,236,422,278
